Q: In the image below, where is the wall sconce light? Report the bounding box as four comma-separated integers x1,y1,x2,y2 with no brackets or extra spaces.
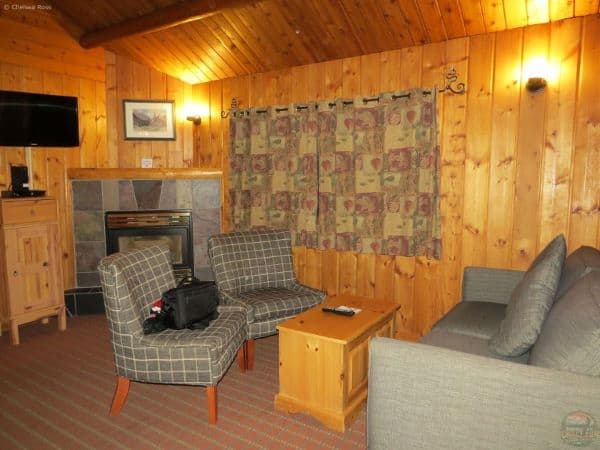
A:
522,56,558,93
186,115,201,125
526,77,547,92
182,103,206,125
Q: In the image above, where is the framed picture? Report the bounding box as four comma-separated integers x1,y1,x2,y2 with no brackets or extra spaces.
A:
123,100,176,140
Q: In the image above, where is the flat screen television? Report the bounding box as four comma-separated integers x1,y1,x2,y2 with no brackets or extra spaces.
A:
0,90,79,147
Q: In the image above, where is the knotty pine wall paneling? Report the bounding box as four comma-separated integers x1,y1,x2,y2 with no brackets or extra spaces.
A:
439,37,469,326
570,17,600,250
194,16,600,339
512,24,548,270
0,11,106,290
462,33,494,269
538,19,580,251
105,52,195,169
487,28,522,270
0,12,196,289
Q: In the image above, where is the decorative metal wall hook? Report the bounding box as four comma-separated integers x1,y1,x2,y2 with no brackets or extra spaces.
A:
221,97,240,118
439,66,466,95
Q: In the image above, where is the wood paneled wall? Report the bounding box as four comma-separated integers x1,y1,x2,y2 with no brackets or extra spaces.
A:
194,16,600,339
105,52,196,168
0,11,106,290
0,12,196,289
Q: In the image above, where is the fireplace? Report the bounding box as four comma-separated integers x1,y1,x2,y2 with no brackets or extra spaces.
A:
70,178,221,288
105,210,194,282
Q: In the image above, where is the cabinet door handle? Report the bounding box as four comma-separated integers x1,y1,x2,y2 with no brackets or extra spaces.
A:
13,270,19,276
42,261,49,267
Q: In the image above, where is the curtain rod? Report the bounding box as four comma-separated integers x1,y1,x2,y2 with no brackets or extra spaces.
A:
226,67,465,116
264,92,430,113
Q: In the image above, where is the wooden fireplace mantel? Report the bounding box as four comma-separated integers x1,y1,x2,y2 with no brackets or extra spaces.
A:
67,168,222,180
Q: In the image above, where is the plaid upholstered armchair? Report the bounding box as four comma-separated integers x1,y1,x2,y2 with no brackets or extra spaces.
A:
98,244,248,424
208,229,326,369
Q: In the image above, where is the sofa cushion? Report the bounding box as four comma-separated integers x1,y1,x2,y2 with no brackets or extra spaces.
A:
556,246,600,299
489,234,566,357
431,302,506,339
529,271,600,376
421,329,529,364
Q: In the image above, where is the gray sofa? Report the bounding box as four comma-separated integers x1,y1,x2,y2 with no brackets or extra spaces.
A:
368,241,600,449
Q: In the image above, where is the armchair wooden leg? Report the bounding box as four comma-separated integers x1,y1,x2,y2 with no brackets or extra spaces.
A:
247,339,255,371
237,342,247,372
110,376,130,416
207,386,217,424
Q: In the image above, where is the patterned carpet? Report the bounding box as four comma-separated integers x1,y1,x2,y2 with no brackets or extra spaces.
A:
0,316,366,449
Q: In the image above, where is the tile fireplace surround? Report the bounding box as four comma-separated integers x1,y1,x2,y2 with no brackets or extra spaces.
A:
70,171,222,289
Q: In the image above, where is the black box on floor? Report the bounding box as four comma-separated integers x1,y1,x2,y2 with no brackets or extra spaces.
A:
64,287,105,315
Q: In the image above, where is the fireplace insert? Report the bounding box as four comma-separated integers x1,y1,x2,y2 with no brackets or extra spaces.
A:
105,210,193,282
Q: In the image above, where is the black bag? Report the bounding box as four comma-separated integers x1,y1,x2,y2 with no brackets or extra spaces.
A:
162,277,219,330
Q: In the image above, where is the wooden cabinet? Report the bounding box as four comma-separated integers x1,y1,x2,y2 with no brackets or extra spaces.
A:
275,295,397,431
0,198,66,344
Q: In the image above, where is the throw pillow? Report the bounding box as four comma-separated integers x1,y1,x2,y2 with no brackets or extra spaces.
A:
489,234,566,357
556,246,600,299
529,271,600,376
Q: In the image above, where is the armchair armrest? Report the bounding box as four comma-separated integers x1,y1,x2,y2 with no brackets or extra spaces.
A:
217,289,255,322
287,282,327,301
368,337,600,450
462,266,525,304
216,304,246,315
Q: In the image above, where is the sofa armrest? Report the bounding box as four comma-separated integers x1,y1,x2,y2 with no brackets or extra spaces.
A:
368,337,600,450
462,266,525,304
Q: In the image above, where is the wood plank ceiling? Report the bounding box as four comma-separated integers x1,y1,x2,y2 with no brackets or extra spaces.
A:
49,0,600,84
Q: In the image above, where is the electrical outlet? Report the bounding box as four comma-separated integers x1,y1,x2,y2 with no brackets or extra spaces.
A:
141,158,153,168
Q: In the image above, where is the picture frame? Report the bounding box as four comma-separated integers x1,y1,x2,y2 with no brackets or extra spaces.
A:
123,100,176,140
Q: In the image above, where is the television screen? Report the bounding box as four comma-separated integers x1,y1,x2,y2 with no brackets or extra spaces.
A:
0,90,79,147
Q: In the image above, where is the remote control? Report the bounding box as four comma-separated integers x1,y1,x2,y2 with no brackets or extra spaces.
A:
322,306,355,316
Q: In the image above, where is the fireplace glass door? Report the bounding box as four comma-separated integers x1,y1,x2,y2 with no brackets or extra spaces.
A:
105,210,193,281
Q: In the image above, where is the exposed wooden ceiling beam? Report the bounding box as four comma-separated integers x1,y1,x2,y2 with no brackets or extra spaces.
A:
79,0,259,49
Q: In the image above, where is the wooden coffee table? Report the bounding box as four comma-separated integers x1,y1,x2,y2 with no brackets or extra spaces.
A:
274,294,398,432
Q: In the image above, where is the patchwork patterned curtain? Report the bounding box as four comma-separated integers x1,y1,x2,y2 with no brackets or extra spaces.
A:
229,88,441,258
229,105,320,246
